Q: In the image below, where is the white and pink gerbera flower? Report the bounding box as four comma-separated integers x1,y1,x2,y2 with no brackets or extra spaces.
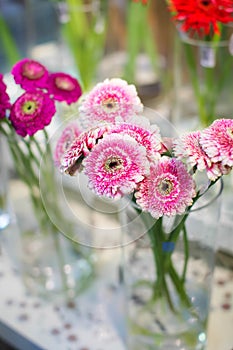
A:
200,118,233,168
60,125,110,175
173,130,223,181
78,78,143,128
54,122,83,166
83,133,149,198
135,157,196,219
108,120,162,161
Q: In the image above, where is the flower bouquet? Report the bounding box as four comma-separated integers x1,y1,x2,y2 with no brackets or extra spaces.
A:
54,78,233,348
166,0,233,126
0,58,94,298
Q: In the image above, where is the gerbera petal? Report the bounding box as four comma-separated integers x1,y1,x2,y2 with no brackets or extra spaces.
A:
11,58,49,90
173,130,224,181
78,78,143,128
83,133,149,198
0,74,11,119
169,0,233,37
135,157,196,218
61,125,110,175
54,121,83,166
108,120,162,161
200,118,233,167
47,72,82,105
9,90,56,137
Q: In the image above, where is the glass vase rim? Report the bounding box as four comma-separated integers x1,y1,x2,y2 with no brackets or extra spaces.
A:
177,26,232,48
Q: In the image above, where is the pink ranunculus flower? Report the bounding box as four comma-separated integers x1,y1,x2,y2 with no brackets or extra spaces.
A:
9,90,56,137
60,125,110,175
200,118,233,168
47,72,82,105
135,157,196,219
83,133,150,199
78,78,143,128
11,58,49,90
0,74,11,119
54,121,83,166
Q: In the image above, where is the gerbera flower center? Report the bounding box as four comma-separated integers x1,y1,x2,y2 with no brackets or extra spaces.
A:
104,156,123,172
158,179,174,196
55,77,75,91
22,61,45,80
21,100,38,115
227,127,233,140
198,0,213,9
102,98,118,112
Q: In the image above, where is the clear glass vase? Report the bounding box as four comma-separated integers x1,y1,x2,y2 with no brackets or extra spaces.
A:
171,25,233,130
120,179,223,350
7,130,94,301
0,135,10,230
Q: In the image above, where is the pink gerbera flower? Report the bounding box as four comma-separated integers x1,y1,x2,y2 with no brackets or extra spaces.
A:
61,125,110,175
54,121,83,166
173,131,213,171
83,133,149,198
0,74,11,119
9,90,56,137
200,118,233,167
78,78,143,128
11,58,49,90
47,73,82,105
173,131,225,181
109,120,162,161
135,157,196,219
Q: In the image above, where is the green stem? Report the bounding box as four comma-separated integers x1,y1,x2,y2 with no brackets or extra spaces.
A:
139,214,176,311
181,224,189,283
168,262,191,308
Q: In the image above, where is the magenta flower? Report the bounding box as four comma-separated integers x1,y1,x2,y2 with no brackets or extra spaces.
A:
135,157,196,219
61,125,110,175
47,73,82,105
109,120,162,161
200,118,233,168
83,133,149,198
54,122,83,166
78,78,143,128
11,58,49,90
9,90,56,137
0,74,11,119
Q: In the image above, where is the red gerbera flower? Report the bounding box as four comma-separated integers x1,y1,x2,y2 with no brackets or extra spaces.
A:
168,0,233,37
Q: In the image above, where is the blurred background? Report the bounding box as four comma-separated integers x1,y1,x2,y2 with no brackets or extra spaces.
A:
0,1,232,350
